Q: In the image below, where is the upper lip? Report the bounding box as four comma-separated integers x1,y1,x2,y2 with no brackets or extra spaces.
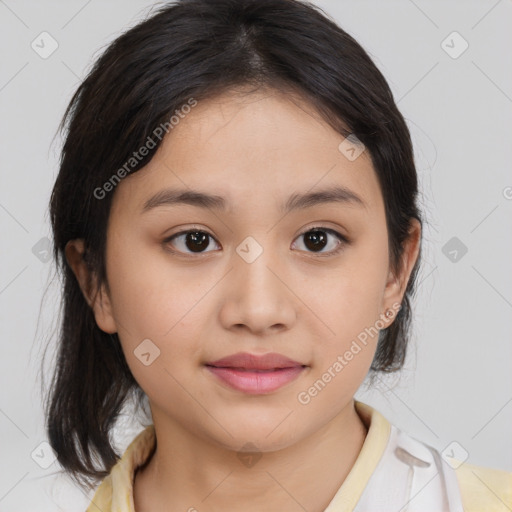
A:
206,352,305,370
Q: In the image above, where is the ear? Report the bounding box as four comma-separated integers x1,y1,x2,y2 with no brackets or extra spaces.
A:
64,239,117,334
382,218,422,321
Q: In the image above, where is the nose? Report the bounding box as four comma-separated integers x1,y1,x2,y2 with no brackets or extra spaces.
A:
218,238,297,336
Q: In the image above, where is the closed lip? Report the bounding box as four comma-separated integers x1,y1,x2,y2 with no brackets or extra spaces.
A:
205,352,306,371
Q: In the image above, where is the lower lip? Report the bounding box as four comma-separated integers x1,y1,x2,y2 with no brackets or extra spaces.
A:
205,366,306,394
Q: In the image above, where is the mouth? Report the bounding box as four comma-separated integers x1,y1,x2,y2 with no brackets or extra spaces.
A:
204,352,308,394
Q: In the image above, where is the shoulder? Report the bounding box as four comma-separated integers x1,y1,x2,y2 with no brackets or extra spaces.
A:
85,424,156,512
449,458,512,512
85,474,113,512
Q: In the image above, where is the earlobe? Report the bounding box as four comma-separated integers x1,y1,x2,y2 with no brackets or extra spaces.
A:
91,285,118,334
64,239,117,334
382,218,422,315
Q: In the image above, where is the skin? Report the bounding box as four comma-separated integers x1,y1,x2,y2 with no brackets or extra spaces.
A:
66,87,421,512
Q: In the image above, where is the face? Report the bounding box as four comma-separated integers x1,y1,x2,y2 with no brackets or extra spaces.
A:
69,88,419,452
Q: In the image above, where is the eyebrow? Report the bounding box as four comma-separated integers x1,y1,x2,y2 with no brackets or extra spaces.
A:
141,185,367,214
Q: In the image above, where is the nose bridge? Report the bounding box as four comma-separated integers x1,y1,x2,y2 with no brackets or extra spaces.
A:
233,233,283,295
221,232,295,332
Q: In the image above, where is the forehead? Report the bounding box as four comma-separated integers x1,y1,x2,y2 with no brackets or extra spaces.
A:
111,88,384,218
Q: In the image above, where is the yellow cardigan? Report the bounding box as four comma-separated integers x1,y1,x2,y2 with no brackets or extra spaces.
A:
85,401,512,511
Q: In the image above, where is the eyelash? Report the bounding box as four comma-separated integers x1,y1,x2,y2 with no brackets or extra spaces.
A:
163,225,349,258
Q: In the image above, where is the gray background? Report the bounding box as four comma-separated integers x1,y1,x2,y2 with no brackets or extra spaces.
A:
1,0,511,510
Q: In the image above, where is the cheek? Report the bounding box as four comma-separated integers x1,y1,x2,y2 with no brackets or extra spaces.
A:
105,244,208,396
294,329,375,428
306,237,389,372
341,232,389,316
313,261,388,338
105,239,217,363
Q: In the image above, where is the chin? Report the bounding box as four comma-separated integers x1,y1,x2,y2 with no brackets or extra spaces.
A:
214,431,298,455
204,413,303,453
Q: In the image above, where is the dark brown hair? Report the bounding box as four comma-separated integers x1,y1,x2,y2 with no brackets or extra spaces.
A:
42,0,423,492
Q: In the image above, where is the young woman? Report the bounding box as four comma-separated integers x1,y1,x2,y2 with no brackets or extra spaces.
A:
43,0,511,510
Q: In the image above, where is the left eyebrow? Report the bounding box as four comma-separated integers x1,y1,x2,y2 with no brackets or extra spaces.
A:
141,185,367,214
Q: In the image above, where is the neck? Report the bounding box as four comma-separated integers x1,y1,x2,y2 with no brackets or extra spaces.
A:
134,399,368,512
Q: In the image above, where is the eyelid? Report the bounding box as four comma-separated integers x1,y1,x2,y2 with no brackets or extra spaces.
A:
163,225,220,255
293,225,349,257
163,224,349,256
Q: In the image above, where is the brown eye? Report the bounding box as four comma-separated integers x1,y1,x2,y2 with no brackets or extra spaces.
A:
292,228,347,256
164,226,348,257
165,230,220,254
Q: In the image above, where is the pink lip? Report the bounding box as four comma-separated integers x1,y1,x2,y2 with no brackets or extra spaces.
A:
205,352,307,394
